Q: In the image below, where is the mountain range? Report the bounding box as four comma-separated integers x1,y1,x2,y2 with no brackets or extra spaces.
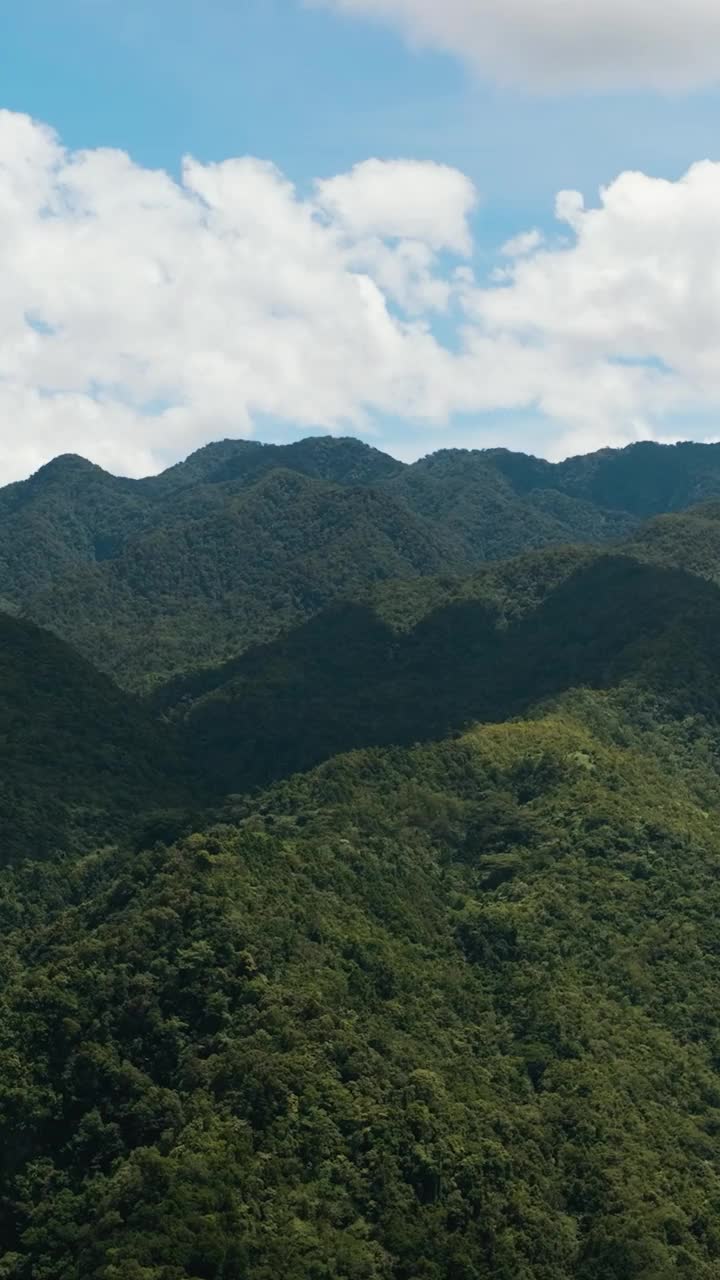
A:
4,436,720,1277
7,435,720,688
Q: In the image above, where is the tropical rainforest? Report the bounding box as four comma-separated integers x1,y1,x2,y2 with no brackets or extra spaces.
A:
4,436,720,1277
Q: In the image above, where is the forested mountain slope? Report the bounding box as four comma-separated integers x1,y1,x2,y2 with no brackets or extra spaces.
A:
384,450,634,559
0,439,403,609
8,436,720,688
161,545,720,794
0,613,188,863
0,454,151,603
6,438,720,1275
23,471,469,688
624,502,720,582
4,685,720,1276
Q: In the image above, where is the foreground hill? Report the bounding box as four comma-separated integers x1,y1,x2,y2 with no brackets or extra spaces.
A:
4,687,720,1276
8,436,720,686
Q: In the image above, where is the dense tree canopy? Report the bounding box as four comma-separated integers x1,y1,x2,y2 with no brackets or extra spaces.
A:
5,695,720,1276
4,436,720,1274
8,436,720,688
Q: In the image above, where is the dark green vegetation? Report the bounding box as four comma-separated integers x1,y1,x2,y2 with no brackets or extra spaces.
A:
6,702,720,1280
10,435,720,688
0,613,188,863
6,437,720,1276
158,536,720,796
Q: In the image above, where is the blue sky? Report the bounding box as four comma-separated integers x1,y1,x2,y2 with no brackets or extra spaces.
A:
3,0,720,476
6,0,719,223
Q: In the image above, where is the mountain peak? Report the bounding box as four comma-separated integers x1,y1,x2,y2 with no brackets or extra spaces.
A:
30,453,108,484
150,434,404,493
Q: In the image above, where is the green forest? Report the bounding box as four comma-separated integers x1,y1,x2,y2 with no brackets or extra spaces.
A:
5,437,720,1277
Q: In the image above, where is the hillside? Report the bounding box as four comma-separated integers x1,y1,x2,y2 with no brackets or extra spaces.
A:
0,613,189,863
8,436,720,687
385,449,634,559
0,439,402,610
0,454,153,604
5,438,720,1274
23,471,469,688
158,545,720,794
5,681,720,1274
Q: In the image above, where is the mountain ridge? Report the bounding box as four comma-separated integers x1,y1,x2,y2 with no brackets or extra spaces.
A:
4,436,720,1273
10,435,720,688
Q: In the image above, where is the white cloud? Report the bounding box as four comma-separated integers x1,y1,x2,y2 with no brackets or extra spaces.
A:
4,110,720,479
501,229,543,258
315,0,720,91
315,159,477,253
0,112,476,480
459,160,720,455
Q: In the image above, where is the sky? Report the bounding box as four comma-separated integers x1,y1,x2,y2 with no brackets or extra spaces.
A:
3,0,720,478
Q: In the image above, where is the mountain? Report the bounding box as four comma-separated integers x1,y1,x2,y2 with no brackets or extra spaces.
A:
0,454,153,604
385,437,720,558
142,434,405,495
623,501,720,583
551,438,720,513
5,659,720,1275
8,436,720,688
159,535,720,794
23,470,469,688
7,437,720,1274
385,448,635,559
0,612,189,864
0,438,402,607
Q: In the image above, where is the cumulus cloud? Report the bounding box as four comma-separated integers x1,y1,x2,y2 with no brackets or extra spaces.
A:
315,158,477,252
3,109,720,480
0,112,477,479
315,0,720,91
500,229,544,259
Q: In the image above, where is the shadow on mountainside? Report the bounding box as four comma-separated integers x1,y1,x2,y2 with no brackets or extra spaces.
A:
175,554,720,795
